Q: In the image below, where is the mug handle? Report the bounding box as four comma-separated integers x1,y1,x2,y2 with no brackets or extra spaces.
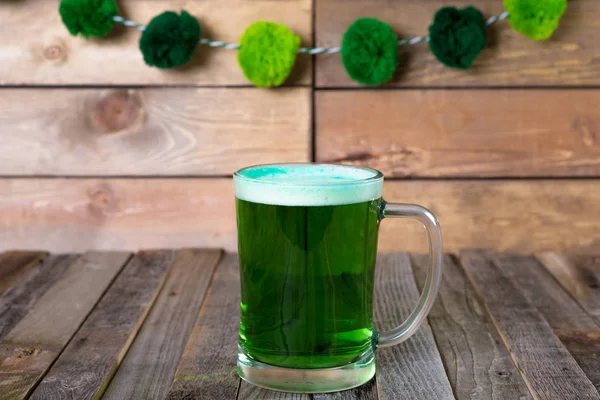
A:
376,201,443,348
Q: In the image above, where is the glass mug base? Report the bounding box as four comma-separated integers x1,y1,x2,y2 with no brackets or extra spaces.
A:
237,346,376,393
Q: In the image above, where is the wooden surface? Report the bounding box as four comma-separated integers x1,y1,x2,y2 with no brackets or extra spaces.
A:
373,253,454,400
411,255,532,399
102,249,221,400
315,0,600,87
0,249,599,399
0,252,129,400
0,0,312,85
0,179,238,253
0,252,46,295
494,253,600,391
0,88,310,176
166,254,241,400
1,179,600,254
312,379,378,400
30,251,172,400
536,252,600,325
460,251,600,400
238,383,310,400
0,255,73,340
316,90,600,178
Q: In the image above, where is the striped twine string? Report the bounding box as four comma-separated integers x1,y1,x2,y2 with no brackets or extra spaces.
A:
113,11,509,55
112,16,146,31
199,38,240,50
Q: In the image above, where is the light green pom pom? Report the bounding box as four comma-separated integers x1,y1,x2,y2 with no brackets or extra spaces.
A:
504,0,567,40
238,21,301,88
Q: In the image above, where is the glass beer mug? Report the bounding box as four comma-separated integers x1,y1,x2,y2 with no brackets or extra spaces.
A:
234,164,443,393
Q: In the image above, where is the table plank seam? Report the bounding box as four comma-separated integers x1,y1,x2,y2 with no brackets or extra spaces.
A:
93,253,174,400
458,255,538,399
423,255,463,400
102,249,223,400
25,253,134,399
535,252,600,328
235,378,242,399
460,251,600,399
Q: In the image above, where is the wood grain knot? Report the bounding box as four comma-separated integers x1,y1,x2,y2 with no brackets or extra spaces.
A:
16,347,41,358
89,90,145,136
572,117,597,147
43,38,68,64
87,184,119,218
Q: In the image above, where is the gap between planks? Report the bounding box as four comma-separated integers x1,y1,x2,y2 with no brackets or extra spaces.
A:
411,254,532,400
101,249,223,400
29,250,175,400
460,251,600,400
0,252,131,400
0,252,47,296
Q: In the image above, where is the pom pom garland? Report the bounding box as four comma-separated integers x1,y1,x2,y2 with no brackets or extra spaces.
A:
58,3,571,87
139,11,201,69
237,21,301,88
341,18,398,86
59,0,118,38
428,6,487,70
504,0,567,41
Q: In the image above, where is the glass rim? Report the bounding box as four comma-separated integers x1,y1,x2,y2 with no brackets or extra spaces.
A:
233,163,384,187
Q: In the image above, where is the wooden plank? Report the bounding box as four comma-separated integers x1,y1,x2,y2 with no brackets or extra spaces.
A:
378,180,600,254
0,252,47,295
0,252,130,400
29,251,173,400
373,253,454,400
460,251,600,400
0,0,312,85
0,255,76,340
493,253,600,391
0,179,238,253
0,88,310,176
316,0,600,87
411,254,532,400
166,253,240,400
316,90,600,178
1,179,600,254
536,252,600,324
313,378,378,400
237,382,310,400
102,249,222,400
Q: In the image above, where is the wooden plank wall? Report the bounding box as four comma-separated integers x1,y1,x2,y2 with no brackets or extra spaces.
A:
0,0,599,254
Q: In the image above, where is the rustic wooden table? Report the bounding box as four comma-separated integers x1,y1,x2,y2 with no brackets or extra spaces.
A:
0,249,598,400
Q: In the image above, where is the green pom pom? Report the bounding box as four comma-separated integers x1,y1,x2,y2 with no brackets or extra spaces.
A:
238,21,301,88
59,0,118,38
139,11,201,69
428,6,487,70
504,0,567,40
341,18,398,86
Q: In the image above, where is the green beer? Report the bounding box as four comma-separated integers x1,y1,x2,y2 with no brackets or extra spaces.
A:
234,164,444,393
237,198,380,369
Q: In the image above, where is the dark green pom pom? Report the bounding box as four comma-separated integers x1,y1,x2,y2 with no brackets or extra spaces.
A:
341,18,398,86
504,0,567,40
59,0,118,38
428,6,487,70
139,11,201,69
238,21,301,88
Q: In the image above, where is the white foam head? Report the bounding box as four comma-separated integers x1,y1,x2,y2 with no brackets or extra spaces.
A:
234,164,383,206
